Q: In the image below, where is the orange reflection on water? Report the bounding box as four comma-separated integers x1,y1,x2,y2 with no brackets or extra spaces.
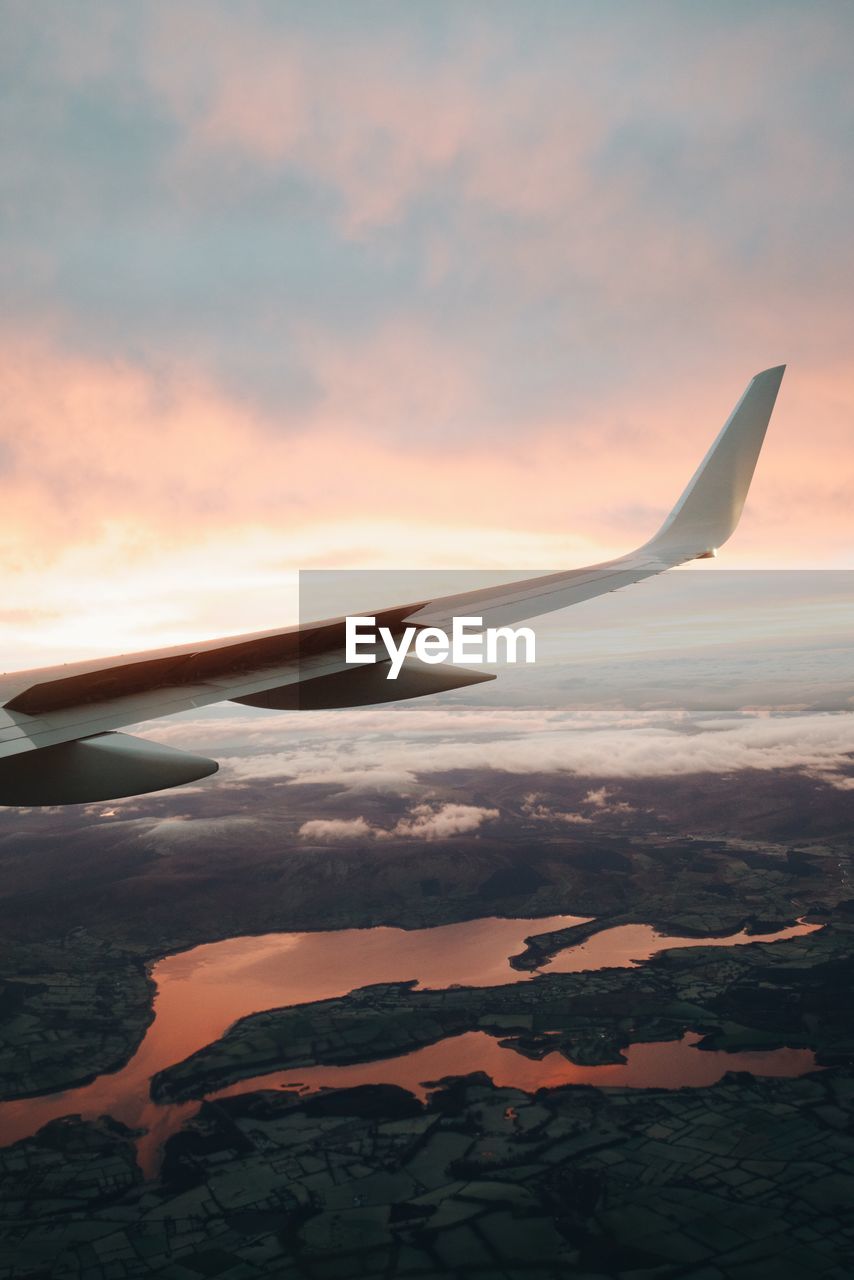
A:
132,1031,818,1176
0,914,586,1152
546,920,817,972
217,1030,819,1105
0,912,821,1175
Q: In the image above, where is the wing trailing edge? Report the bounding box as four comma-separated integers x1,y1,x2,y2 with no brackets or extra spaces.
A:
235,657,496,710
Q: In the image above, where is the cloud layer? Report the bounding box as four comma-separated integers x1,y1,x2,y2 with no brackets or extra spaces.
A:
145,697,854,797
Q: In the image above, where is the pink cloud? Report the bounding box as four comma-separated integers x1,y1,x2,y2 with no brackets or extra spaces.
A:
1,325,851,667
145,7,486,231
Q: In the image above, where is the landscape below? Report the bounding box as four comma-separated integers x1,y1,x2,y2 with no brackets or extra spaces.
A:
0,766,852,1277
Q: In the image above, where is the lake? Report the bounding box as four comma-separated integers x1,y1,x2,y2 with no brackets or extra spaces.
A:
0,912,820,1174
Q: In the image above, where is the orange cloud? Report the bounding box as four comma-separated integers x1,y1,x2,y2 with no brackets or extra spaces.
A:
0,323,850,673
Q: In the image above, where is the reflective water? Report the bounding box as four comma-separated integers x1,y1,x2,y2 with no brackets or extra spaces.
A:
215,1031,818,1104
0,913,820,1173
544,920,815,972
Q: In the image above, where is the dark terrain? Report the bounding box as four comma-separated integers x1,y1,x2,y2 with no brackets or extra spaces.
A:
0,766,852,1277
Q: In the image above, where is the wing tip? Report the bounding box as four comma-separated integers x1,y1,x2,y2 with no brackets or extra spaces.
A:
645,363,786,557
754,363,786,383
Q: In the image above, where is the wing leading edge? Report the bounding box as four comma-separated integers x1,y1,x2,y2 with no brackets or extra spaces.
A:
0,365,785,804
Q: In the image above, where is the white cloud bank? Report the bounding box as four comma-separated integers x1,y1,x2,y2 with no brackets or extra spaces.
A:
298,803,499,843
297,817,375,842
210,706,854,794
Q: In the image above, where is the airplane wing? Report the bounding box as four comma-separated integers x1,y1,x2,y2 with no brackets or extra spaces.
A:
0,365,785,805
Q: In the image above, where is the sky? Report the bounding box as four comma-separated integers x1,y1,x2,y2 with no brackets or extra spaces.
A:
2,0,853,670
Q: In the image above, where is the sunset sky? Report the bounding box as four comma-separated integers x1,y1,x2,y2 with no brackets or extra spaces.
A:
2,1,853,669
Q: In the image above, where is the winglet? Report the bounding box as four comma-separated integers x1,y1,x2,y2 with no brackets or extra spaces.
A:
646,365,785,558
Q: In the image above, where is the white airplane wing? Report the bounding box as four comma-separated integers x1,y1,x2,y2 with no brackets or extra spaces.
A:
0,365,785,805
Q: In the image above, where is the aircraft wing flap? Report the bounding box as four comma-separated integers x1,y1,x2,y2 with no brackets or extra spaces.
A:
0,727,28,743
0,651,350,763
